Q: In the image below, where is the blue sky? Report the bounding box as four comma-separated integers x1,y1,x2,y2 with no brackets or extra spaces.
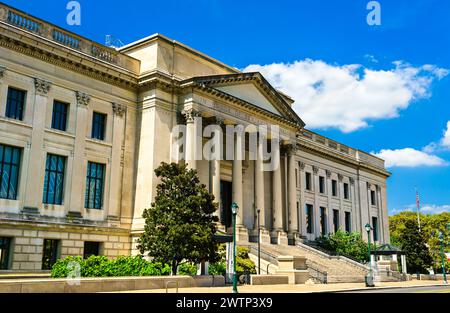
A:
4,0,450,215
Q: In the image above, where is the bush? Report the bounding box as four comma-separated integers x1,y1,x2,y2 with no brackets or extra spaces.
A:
208,261,226,276
51,255,171,278
315,230,369,263
207,245,256,279
178,262,198,276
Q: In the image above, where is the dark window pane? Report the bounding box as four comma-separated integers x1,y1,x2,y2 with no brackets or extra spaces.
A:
345,212,351,232
0,237,12,269
85,162,105,209
6,87,26,120
372,217,379,241
305,172,311,191
306,204,313,234
51,101,68,131
333,209,339,233
83,241,100,259
0,145,21,200
43,154,66,205
91,112,106,140
42,239,59,270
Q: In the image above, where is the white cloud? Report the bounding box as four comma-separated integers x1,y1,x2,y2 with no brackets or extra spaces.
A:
244,60,447,133
422,121,450,153
372,148,447,168
390,204,450,215
441,121,450,148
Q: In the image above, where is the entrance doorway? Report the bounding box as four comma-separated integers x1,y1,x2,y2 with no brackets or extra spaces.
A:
220,180,232,228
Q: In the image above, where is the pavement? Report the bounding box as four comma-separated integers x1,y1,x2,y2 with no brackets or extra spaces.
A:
115,279,449,293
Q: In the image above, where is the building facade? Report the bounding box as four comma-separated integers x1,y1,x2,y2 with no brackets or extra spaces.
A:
0,3,390,271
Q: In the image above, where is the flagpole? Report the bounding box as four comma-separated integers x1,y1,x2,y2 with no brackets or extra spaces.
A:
415,187,422,232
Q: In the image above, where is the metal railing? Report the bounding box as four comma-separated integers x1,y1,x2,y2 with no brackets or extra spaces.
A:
301,241,366,265
306,260,328,284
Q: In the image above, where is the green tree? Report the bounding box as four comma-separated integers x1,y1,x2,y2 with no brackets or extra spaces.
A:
395,219,433,274
315,230,369,262
137,162,220,275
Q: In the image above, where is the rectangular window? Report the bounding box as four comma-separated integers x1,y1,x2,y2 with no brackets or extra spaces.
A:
0,144,21,200
305,172,312,191
343,183,349,200
370,190,376,206
345,212,351,233
333,209,339,233
319,176,325,194
372,217,379,242
320,207,327,236
85,162,105,209
306,204,313,234
42,239,60,270
0,237,11,270
43,154,66,205
83,241,101,259
295,169,298,188
91,112,106,140
332,180,338,197
51,100,69,131
6,87,26,121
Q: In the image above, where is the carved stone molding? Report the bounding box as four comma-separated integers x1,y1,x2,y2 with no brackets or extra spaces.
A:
0,66,5,79
298,162,305,170
34,78,52,96
284,143,298,156
215,116,225,126
326,170,332,178
182,108,201,123
312,166,319,174
349,177,355,185
76,91,91,107
338,174,344,181
112,102,126,116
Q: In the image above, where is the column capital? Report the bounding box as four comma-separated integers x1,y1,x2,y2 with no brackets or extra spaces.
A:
34,78,52,96
298,161,305,170
312,165,319,174
182,108,201,123
326,170,332,178
76,91,91,107
0,66,6,79
283,143,298,156
338,173,344,181
349,177,355,185
112,102,126,117
367,182,372,189
215,116,225,126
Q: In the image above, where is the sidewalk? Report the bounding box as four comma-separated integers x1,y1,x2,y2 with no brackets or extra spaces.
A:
117,280,447,293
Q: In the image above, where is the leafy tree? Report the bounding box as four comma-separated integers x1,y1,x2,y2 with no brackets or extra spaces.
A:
315,230,369,262
137,162,220,275
208,244,256,282
394,219,433,274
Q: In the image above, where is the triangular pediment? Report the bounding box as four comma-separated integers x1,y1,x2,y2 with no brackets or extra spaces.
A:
182,72,305,128
215,83,283,116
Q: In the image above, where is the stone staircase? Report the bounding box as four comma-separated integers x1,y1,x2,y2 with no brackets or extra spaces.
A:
244,241,369,283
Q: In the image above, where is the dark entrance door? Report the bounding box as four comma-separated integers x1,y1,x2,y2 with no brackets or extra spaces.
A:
220,180,232,228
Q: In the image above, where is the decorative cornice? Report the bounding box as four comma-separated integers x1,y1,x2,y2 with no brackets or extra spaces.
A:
34,78,52,96
76,91,91,107
112,103,126,117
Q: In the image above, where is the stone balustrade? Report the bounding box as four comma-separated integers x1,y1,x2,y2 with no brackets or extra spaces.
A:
299,129,386,170
0,3,139,72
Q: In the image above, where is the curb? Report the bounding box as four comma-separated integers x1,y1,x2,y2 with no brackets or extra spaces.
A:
316,283,448,293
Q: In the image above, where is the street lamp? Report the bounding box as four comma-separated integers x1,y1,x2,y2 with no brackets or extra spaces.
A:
231,202,239,294
438,231,447,285
365,223,375,287
257,208,261,275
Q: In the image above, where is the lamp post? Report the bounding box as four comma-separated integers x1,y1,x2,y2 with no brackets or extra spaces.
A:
438,231,447,285
231,202,239,293
365,223,375,287
257,208,261,275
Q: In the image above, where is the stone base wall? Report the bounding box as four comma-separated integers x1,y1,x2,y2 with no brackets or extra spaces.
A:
0,224,132,271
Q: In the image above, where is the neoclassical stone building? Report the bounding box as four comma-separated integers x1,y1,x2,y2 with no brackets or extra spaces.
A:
0,3,390,271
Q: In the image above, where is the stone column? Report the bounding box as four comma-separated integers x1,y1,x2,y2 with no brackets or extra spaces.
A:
23,78,52,213
184,108,200,170
108,103,126,221
287,144,299,244
298,161,306,238
255,133,270,243
271,140,287,245
67,91,90,218
401,255,407,274
232,126,247,241
211,117,223,221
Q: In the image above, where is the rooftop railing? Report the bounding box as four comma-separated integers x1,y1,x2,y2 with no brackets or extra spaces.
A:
299,129,386,170
0,4,139,73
